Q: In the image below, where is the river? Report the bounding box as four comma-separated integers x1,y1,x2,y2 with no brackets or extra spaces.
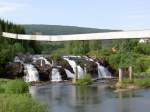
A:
29,82,150,112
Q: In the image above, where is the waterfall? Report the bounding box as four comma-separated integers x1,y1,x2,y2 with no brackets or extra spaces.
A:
24,64,39,82
77,65,84,79
96,62,112,78
65,69,74,78
51,68,62,82
32,55,51,66
14,56,24,64
63,57,84,79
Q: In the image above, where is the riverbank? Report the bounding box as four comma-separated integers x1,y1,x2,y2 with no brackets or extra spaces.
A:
0,79,47,112
109,77,150,92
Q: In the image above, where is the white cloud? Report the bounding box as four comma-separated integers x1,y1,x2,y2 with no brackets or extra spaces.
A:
0,1,28,14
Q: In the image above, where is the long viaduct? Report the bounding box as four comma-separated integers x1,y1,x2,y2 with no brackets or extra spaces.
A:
1,30,150,41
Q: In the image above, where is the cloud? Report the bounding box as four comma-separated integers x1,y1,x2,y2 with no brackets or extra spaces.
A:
0,1,28,14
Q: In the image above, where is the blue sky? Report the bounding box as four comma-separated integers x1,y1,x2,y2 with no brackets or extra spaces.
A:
0,0,150,30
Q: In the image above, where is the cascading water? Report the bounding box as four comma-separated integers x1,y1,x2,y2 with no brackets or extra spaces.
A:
63,57,84,79
96,62,112,78
14,56,24,64
65,69,74,78
24,64,39,82
51,68,62,82
32,55,51,66
77,65,84,79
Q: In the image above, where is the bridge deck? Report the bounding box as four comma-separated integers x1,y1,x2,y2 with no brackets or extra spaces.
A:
1,30,150,41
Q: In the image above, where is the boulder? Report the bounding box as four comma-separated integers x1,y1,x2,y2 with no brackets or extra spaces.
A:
33,60,52,81
5,62,24,79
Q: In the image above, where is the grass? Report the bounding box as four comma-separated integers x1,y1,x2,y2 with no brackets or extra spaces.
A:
0,94,46,112
3,79,29,94
113,77,150,90
134,78,150,88
75,74,92,86
0,79,47,112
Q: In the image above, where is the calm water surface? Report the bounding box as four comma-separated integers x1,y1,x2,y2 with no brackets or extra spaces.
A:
29,82,150,112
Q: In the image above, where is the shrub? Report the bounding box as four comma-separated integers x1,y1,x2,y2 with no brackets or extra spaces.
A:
134,56,150,73
0,94,47,112
135,43,150,55
51,53,62,61
134,78,150,88
4,80,28,94
76,74,92,85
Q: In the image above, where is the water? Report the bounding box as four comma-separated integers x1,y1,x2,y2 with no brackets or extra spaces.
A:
32,55,51,65
24,64,39,82
96,62,112,78
29,83,150,112
65,69,74,78
51,68,62,82
63,58,84,79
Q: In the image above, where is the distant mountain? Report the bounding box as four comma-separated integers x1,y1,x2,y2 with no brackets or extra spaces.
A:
23,25,121,35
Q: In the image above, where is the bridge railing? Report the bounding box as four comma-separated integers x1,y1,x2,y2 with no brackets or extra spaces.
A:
1,30,150,41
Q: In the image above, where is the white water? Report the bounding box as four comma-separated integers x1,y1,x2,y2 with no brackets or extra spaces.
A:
51,68,62,82
63,57,84,79
14,56,24,64
96,62,112,78
77,65,84,78
65,69,74,78
24,64,39,82
32,55,51,66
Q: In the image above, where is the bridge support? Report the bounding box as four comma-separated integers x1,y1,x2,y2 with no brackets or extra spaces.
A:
129,66,133,82
118,68,123,84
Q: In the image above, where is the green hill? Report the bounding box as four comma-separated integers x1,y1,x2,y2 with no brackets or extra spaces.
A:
23,25,121,35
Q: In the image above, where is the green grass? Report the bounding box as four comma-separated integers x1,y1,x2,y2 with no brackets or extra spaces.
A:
0,94,46,112
0,79,47,112
3,79,28,94
75,74,92,86
116,78,150,89
134,78,150,88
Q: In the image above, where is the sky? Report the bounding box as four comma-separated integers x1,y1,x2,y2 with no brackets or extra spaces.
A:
0,0,150,30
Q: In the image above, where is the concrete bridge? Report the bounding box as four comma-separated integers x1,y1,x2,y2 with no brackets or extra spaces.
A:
1,30,150,41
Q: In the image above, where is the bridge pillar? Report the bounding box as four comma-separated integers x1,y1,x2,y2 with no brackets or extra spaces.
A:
118,68,123,84
129,66,133,82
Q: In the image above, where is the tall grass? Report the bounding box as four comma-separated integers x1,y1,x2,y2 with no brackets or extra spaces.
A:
0,79,47,112
75,74,92,85
3,79,28,94
0,94,46,112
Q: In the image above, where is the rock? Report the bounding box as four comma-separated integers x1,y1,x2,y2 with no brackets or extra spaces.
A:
56,59,74,73
59,67,69,80
5,62,24,79
33,60,52,81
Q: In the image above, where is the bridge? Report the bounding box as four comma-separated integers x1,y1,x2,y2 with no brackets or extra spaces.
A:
1,30,150,41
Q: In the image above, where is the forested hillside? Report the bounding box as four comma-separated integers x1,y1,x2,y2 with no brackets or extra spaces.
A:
24,25,121,35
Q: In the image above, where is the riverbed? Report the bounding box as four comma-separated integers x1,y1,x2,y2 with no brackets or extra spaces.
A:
29,82,150,112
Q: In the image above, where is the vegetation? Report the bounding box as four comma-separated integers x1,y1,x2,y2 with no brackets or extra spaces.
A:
0,19,44,74
24,24,121,35
0,94,46,112
0,79,47,112
3,80,28,94
113,77,150,90
75,74,92,86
